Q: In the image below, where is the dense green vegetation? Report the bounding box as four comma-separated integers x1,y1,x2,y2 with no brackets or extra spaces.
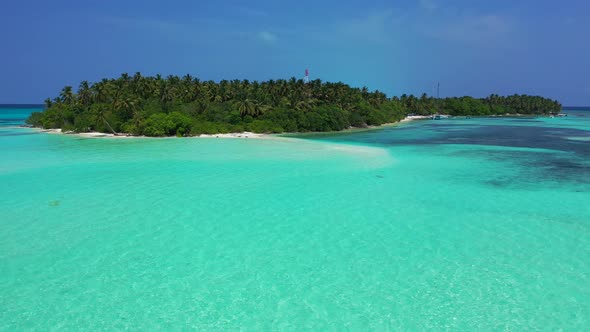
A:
27,73,562,136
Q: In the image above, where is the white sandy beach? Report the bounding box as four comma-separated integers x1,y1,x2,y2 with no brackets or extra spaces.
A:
39,128,274,139
32,115,431,139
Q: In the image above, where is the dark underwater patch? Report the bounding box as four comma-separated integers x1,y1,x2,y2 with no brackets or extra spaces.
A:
306,120,590,189
453,148,590,188
325,124,589,156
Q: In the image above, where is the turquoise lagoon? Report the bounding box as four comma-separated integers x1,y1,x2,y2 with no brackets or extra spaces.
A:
1,107,589,330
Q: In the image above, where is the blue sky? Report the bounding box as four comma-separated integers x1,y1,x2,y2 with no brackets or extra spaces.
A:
1,0,589,105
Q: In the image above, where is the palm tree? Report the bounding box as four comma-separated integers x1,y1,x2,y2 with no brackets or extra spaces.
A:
113,95,137,120
234,99,255,117
78,81,92,106
132,72,143,83
92,80,114,103
202,84,215,103
92,105,118,135
295,98,317,112
419,93,432,113
160,84,176,104
251,101,270,116
60,86,74,104
120,72,130,83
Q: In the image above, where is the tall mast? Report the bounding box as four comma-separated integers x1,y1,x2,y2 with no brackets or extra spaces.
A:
437,82,440,99
437,82,441,114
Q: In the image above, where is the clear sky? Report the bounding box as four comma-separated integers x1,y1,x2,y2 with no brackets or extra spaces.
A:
1,0,588,105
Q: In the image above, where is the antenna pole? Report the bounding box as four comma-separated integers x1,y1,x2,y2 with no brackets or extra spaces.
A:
437,82,440,99
437,82,441,114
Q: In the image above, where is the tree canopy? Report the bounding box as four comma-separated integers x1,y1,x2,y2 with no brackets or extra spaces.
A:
26,73,562,136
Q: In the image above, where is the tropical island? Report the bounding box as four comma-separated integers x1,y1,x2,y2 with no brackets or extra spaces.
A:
26,73,562,137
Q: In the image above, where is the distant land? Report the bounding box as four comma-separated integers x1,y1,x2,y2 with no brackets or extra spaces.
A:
22,73,566,137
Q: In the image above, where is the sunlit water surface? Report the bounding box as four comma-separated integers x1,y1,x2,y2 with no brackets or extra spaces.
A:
1,107,589,330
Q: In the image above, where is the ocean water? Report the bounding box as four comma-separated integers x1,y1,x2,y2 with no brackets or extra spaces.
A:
1,107,589,330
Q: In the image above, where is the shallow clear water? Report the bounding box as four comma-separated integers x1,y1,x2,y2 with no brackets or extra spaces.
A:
1,108,589,330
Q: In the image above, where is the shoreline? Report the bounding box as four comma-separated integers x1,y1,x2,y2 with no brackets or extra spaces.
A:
36,128,279,140
24,113,557,140
25,115,432,140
